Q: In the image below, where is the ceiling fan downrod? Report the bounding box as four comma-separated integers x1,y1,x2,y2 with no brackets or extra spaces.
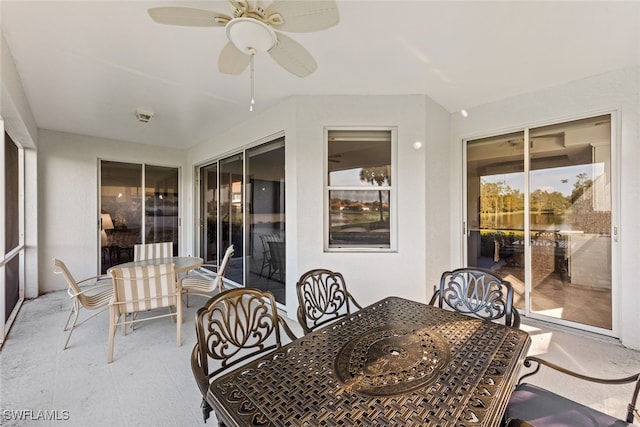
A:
249,49,256,112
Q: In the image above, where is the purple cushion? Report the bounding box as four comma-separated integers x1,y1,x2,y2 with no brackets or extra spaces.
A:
505,383,631,427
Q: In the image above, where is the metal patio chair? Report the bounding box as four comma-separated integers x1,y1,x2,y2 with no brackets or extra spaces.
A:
295,268,362,334
53,258,114,350
181,244,234,306
505,356,640,426
429,267,520,327
191,288,297,424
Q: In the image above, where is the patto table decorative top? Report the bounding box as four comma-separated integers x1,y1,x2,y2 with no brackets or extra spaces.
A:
208,296,531,427
334,324,451,396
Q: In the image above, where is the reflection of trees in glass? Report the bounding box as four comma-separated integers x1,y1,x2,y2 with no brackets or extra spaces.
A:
359,166,390,221
530,189,570,212
570,172,593,204
568,172,609,233
330,198,387,215
480,180,524,214
481,172,593,216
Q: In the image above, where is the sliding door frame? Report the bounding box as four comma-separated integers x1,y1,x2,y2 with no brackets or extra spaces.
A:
462,109,620,337
193,132,286,305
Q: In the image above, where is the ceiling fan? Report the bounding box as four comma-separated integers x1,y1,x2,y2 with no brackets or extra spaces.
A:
148,0,339,78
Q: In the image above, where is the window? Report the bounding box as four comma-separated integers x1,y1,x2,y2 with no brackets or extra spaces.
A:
326,129,394,251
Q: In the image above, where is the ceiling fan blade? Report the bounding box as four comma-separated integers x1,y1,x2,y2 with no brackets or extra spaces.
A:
148,7,230,27
265,0,339,33
219,41,251,75
269,33,317,77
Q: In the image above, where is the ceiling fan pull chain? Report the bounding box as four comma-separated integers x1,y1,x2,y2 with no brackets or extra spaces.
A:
249,53,255,112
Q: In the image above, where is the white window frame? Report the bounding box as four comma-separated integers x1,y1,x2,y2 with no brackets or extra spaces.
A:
324,126,397,252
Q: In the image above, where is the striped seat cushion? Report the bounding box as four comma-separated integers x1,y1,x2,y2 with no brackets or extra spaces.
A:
112,263,177,314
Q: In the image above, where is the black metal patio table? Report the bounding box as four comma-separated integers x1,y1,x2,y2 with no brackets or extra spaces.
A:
206,296,531,426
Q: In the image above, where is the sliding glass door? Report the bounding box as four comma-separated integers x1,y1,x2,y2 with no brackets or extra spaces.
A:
145,165,179,254
466,115,614,333
219,154,244,286
197,137,285,304
466,131,526,312
246,140,285,303
100,161,179,273
200,163,218,263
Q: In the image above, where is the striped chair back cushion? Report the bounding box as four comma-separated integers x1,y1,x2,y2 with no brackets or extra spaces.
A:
134,242,173,261
111,263,177,314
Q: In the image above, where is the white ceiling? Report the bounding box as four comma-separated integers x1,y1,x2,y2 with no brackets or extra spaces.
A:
2,1,639,149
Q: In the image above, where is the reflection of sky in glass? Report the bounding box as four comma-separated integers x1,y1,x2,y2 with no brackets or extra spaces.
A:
330,169,362,186
330,168,388,187
484,163,604,196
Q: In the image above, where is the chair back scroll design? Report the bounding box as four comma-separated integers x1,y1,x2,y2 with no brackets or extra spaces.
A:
429,268,520,327
296,268,363,334
192,288,296,422
108,263,181,363
133,241,173,261
53,258,114,350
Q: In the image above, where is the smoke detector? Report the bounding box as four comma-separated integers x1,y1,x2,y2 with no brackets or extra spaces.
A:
136,108,154,123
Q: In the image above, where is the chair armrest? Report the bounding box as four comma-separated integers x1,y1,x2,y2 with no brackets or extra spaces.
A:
348,292,363,310
76,274,110,285
511,307,521,328
519,356,640,424
183,265,221,279
428,289,440,306
520,356,640,386
197,264,221,271
278,316,298,342
191,344,210,398
180,267,223,287
69,281,113,297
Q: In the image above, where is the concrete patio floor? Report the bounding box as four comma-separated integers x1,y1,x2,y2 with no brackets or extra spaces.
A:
1,290,639,426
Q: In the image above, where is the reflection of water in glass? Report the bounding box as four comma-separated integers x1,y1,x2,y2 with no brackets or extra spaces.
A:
482,212,572,231
331,213,348,225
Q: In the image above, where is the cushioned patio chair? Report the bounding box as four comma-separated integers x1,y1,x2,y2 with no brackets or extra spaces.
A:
191,288,297,424
53,258,114,350
429,267,520,327
505,356,640,426
296,268,362,334
108,262,181,363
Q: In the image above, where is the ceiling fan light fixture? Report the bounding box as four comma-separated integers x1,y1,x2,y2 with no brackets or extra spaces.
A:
226,17,277,54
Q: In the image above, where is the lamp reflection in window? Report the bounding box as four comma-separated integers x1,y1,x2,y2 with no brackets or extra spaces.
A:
101,213,114,246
